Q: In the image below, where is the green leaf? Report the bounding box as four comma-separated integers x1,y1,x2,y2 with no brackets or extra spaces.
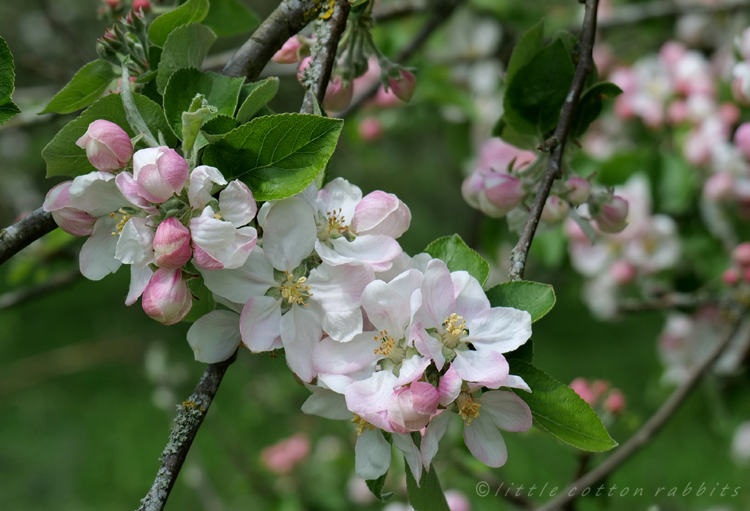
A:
202,113,344,201
156,23,217,94
202,0,259,37
405,463,450,511
183,276,216,323
506,20,544,85
148,0,210,47
40,60,117,114
659,153,696,215
42,93,176,178
505,339,533,363
0,35,20,126
490,116,539,150
508,361,618,452
201,114,237,142
365,473,394,503
163,68,244,139
503,39,576,136
236,77,279,123
424,234,490,286
485,280,555,322
570,82,622,140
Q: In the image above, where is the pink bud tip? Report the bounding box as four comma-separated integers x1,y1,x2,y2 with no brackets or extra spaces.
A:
388,69,417,103
154,217,192,270
604,389,626,414
732,242,750,267
141,268,192,325
132,0,150,12
569,378,596,406
565,177,591,206
596,195,629,234
609,259,637,284
260,434,311,475
105,0,121,8
540,195,569,224
723,267,740,286
322,76,353,112
272,36,302,64
75,119,133,172
358,117,383,142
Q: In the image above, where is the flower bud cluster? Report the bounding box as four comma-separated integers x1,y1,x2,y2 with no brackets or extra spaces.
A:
569,377,625,416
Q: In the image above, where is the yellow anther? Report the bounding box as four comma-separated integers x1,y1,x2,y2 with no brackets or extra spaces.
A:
110,209,132,236
214,212,223,220
326,208,349,236
373,330,396,356
457,393,481,425
351,413,375,435
444,313,467,337
279,272,312,305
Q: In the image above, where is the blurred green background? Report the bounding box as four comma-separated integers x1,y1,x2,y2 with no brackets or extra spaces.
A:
1,1,749,510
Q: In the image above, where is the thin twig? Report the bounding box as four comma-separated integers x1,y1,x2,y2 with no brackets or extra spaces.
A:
618,292,708,313
337,0,464,119
598,0,750,31
137,352,237,511
0,207,58,266
535,310,746,511
222,0,324,80
506,0,600,282
372,0,428,22
0,270,80,310
300,0,351,114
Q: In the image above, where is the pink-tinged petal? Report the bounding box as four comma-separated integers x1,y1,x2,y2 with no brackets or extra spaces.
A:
79,215,122,280
190,207,236,251
478,391,533,432
409,382,440,415
115,217,155,267
219,180,257,227
126,264,153,306
421,410,452,469
315,235,402,272
155,148,189,191
355,428,391,481
52,208,97,237
438,365,462,406
115,172,157,213
280,304,323,382
317,177,362,224
395,354,431,387
262,197,317,271
188,165,227,210
137,163,175,203
361,269,423,336
345,371,399,431
153,217,191,269
351,190,411,238
313,333,380,375
82,119,133,167
187,310,241,363
322,308,363,342
411,324,446,370
451,271,490,320
69,171,129,217
132,147,160,178
416,259,456,328
463,307,532,353
43,181,74,211
301,386,352,420
307,263,374,312
218,226,257,269
201,247,276,303
141,268,192,325
462,414,508,467
240,296,283,352
392,432,423,485
500,374,531,393
317,373,359,394
193,244,224,270
452,350,509,389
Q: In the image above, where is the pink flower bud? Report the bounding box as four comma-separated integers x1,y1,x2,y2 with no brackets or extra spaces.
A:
42,181,97,236
540,196,569,224
132,0,151,12
565,177,591,206
595,195,629,233
569,378,596,405
462,170,526,218
75,119,133,172
153,218,192,269
351,190,411,238
609,259,637,284
272,36,302,64
735,123,750,160
141,268,192,325
667,100,688,125
604,389,625,414
732,242,750,267
322,76,353,112
371,85,402,108
358,117,383,142
659,41,687,69
703,172,735,202
105,0,121,8
564,218,588,242
743,267,750,283
297,56,312,81
260,434,311,475
132,147,189,204
388,69,417,103
720,103,740,127
591,380,610,401
445,490,471,511
387,382,440,433
722,267,740,286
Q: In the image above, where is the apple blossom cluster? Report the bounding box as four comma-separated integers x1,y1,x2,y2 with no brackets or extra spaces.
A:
44,118,536,482
569,377,625,417
461,138,629,236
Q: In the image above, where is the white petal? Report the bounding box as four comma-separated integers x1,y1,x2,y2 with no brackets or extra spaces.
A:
219,180,256,227
240,296,283,352
392,432,422,485
478,391,533,432
345,371,399,431
280,304,323,382
262,197,317,271
355,428,392,481
464,307,532,353
79,215,122,280
452,350,509,388
412,325,446,370
188,165,227,210
500,374,531,393
187,310,241,363
451,271,490,320
69,171,129,216
207,226,257,270
395,354,431,387
307,263,374,312
415,259,455,328
421,410,452,469
126,264,153,305
323,308,363,342
362,269,423,337
115,217,154,267
315,235,402,272
132,147,160,178
462,414,508,467
301,386,352,420
190,207,236,251
313,332,380,375
317,177,362,225
201,246,276,303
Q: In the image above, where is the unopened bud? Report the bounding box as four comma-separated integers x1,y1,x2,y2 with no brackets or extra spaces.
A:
358,117,383,142
604,389,625,414
154,217,192,269
565,177,591,206
132,0,151,12
387,69,417,103
569,378,596,406
272,36,303,64
322,76,353,112
142,268,192,325
540,196,569,224
703,172,735,202
595,195,629,233
133,147,189,204
609,259,637,285
732,242,750,267
722,267,740,286
76,120,133,172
